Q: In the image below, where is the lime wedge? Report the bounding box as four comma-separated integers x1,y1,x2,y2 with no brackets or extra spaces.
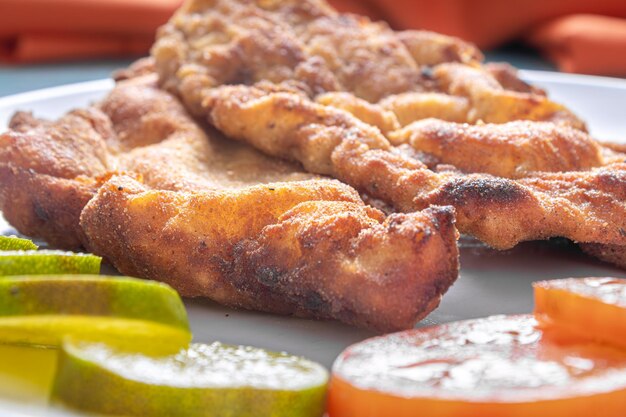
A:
0,344,57,404
0,275,190,349
0,236,38,251
53,341,328,417
0,250,101,276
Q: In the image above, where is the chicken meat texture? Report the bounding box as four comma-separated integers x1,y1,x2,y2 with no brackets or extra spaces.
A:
0,74,460,331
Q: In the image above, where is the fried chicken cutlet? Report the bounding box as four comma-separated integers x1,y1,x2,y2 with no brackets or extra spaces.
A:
0,74,459,331
152,0,584,129
150,0,626,268
204,85,626,252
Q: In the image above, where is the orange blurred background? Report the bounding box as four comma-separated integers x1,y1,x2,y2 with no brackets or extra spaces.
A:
1,0,626,76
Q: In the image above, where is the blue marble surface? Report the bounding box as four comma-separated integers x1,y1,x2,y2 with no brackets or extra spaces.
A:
0,48,555,98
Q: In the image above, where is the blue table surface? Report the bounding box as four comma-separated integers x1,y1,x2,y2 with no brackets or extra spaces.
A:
0,48,558,98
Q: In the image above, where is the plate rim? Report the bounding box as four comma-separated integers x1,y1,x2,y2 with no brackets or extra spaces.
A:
0,70,624,110
0,79,114,109
520,69,626,90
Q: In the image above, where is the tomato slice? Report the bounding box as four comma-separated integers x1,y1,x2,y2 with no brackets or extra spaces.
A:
534,278,626,349
328,315,626,417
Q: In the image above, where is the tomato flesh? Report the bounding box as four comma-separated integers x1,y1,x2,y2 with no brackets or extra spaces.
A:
328,315,626,417
534,277,626,349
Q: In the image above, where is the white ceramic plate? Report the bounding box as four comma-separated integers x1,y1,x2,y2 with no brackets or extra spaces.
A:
1,71,626,415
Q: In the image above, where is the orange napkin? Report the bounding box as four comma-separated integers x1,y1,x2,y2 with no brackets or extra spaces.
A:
330,0,626,49
527,14,626,76
4,0,626,76
0,0,181,63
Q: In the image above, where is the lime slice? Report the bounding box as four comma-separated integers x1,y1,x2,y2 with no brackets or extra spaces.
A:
0,250,101,276
0,344,57,404
0,236,38,251
0,275,190,349
53,341,328,417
